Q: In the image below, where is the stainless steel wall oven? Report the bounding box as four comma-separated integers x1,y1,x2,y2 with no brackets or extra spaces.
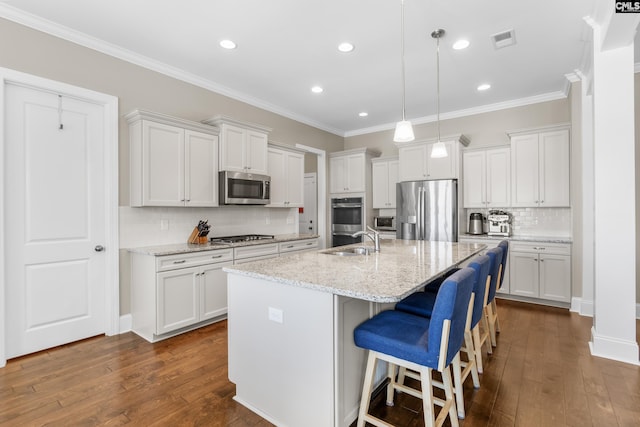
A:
331,197,364,247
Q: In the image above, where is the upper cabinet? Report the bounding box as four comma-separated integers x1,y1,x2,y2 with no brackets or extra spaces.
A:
329,148,380,194
267,143,305,208
372,157,399,209
509,126,570,207
203,116,271,175
462,147,510,208
127,110,219,207
395,135,469,182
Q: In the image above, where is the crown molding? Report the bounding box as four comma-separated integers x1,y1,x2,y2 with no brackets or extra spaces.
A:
0,4,344,137
345,91,568,138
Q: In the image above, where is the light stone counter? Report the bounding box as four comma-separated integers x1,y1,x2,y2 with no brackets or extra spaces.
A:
459,233,572,244
127,233,319,256
224,239,486,303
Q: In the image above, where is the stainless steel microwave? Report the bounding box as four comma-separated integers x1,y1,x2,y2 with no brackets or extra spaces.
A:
219,171,270,205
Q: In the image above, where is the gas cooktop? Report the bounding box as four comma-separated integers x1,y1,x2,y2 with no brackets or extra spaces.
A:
209,234,274,244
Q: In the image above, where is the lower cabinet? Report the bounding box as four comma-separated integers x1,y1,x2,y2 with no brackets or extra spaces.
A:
279,238,319,255
131,248,233,342
509,242,571,303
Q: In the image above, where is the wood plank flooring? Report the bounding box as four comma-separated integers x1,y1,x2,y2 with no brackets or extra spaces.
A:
1,300,638,426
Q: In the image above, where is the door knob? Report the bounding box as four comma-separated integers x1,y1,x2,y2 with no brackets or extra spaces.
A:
95,245,105,252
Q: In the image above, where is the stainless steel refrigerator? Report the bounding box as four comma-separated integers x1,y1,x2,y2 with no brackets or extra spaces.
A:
396,179,458,241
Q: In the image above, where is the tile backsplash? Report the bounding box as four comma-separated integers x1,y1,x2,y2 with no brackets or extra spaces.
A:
464,207,571,237
119,206,299,249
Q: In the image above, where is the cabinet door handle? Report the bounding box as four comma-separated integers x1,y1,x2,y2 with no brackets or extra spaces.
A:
306,242,313,246
173,260,187,264
211,255,223,259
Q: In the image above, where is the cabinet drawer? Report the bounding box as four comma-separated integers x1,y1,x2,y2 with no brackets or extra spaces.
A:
156,249,234,272
279,239,318,253
510,242,571,255
234,243,279,260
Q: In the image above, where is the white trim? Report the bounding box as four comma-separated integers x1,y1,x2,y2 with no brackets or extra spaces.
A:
589,327,640,366
119,314,133,334
0,4,594,140
295,144,327,249
345,91,568,137
0,3,343,137
570,297,594,317
0,67,119,366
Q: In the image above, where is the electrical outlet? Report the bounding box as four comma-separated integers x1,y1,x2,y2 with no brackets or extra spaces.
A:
268,307,283,324
160,219,169,230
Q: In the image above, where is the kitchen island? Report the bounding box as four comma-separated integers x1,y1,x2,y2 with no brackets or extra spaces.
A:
224,239,485,427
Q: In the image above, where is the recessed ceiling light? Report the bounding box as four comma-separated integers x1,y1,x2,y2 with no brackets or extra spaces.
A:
453,39,470,50
477,83,491,91
311,86,323,94
359,112,368,117
219,39,237,50
338,42,355,53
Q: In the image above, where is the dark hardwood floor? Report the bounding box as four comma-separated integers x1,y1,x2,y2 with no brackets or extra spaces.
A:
1,300,638,426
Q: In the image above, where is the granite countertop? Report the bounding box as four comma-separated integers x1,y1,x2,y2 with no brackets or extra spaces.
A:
128,233,319,256
459,233,572,244
223,240,486,303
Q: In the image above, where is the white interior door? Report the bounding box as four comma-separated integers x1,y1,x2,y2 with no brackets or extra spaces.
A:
300,173,317,234
4,83,108,359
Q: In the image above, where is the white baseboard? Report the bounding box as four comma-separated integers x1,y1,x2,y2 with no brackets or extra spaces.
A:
571,297,640,319
119,314,132,334
589,326,640,366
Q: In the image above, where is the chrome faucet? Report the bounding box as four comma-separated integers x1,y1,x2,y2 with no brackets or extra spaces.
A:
352,226,381,252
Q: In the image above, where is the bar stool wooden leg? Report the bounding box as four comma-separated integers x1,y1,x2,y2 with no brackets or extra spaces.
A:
386,362,396,406
441,365,460,427
356,352,377,427
420,366,436,427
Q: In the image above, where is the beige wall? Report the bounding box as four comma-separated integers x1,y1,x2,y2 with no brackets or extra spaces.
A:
636,73,640,303
345,99,571,153
570,82,583,300
0,18,344,207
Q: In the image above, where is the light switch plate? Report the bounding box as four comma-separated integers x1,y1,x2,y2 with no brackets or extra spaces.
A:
160,219,169,230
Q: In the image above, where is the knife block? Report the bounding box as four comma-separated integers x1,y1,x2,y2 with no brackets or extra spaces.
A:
188,227,208,244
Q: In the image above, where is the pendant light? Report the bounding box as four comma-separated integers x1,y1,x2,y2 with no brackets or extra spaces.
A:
430,29,448,158
393,0,415,142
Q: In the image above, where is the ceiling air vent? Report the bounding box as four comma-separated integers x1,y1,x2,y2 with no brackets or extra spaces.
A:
491,29,516,49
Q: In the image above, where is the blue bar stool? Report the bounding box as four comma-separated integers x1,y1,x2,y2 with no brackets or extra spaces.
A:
353,268,475,427
394,255,491,418
486,242,507,347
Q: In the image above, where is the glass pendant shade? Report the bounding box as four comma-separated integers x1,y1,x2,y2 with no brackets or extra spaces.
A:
394,120,415,142
431,141,448,158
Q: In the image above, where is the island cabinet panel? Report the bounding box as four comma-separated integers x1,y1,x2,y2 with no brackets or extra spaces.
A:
131,249,233,342
227,275,337,427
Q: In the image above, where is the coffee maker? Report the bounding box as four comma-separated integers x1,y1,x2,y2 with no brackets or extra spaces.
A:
468,212,484,235
487,210,512,237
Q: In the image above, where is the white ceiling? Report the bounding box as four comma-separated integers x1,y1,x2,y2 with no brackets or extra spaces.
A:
1,0,602,136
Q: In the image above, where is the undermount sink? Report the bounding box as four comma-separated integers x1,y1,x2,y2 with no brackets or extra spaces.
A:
323,246,372,256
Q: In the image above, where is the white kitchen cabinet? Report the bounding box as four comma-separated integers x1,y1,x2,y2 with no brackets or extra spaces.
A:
458,237,510,295
462,147,510,208
509,126,570,207
131,248,233,342
204,116,271,175
127,110,219,207
233,243,279,264
329,148,380,194
267,144,304,207
278,238,319,255
509,242,571,303
396,135,469,182
372,157,399,209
